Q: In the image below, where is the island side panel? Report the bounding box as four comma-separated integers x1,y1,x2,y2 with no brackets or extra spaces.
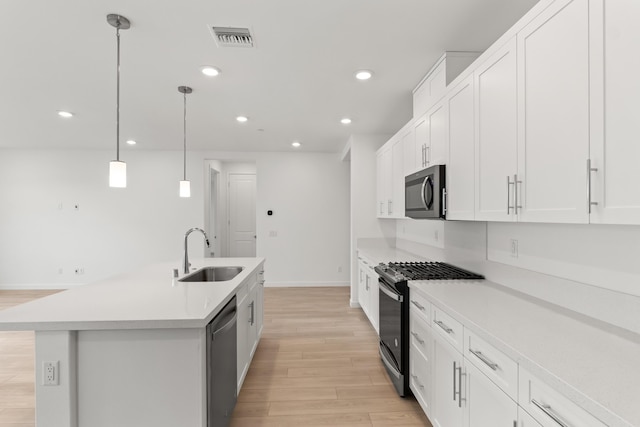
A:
76,328,206,427
35,330,78,427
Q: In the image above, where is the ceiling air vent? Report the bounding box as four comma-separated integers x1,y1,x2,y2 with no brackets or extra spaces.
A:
211,26,254,48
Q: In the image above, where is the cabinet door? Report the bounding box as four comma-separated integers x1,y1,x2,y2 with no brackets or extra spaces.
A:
591,0,640,224
237,298,250,390
474,37,518,222
368,268,379,334
391,137,405,218
403,125,418,176
357,261,370,316
256,280,264,338
465,361,518,427
519,409,543,427
376,149,389,218
414,114,429,170
247,287,259,358
431,333,465,427
428,101,448,167
447,76,475,220
517,0,590,223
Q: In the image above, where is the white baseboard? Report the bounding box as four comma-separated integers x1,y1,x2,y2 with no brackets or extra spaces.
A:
0,283,80,290
350,301,361,308
264,281,349,288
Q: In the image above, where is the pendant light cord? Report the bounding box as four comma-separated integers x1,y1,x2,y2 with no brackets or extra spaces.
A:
183,92,187,181
116,26,121,162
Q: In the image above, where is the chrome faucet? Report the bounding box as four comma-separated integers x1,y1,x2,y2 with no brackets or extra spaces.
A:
182,228,210,274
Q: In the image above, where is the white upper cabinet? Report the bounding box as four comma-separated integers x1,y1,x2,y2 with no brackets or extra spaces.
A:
447,76,475,220
413,114,429,174
590,0,640,224
376,135,405,219
428,100,449,167
517,0,590,223
474,37,518,222
391,136,405,218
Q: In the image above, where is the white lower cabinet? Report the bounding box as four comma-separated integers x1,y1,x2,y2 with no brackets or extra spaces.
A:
409,307,433,417
519,408,543,427
237,266,264,392
431,331,465,427
466,361,518,427
357,255,379,334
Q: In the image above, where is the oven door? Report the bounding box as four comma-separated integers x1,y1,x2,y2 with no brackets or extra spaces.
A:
378,277,406,395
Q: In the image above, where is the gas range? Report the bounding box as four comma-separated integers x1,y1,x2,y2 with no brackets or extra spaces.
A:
375,261,484,284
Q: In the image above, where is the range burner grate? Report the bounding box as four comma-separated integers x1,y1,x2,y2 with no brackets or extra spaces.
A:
387,262,484,281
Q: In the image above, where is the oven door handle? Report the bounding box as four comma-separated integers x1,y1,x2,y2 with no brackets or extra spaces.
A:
379,279,403,302
379,343,401,379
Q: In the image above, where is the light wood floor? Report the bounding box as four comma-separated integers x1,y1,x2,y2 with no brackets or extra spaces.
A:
0,287,431,427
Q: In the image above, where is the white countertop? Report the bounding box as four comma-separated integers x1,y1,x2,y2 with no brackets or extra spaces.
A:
0,257,265,331
357,238,424,264
410,280,640,427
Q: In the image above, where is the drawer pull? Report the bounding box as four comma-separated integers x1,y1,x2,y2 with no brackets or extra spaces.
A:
531,399,570,427
411,331,425,345
411,300,426,311
434,319,453,334
469,348,499,371
411,374,425,390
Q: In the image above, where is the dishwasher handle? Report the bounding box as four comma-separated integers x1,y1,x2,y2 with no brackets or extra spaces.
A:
212,309,237,340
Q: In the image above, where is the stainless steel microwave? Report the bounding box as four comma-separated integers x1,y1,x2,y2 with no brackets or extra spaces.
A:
405,164,446,219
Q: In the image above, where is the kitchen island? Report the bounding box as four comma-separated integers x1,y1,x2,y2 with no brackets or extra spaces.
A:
0,257,265,427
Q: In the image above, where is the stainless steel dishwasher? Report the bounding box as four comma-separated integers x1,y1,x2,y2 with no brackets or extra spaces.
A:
206,295,237,427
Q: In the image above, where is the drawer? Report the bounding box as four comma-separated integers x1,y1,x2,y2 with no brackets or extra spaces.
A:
464,329,518,401
432,306,464,353
410,341,431,417
408,288,431,325
519,367,607,427
409,310,431,360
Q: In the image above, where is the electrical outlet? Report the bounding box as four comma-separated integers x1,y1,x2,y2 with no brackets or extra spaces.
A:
337,266,342,273
58,268,63,275
510,239,519,258
43,361,59,386
434,230,439,242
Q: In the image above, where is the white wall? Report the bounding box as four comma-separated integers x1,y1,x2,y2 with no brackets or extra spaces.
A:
0,149,350,288
347,134,394,304
395,219,640,335
255,152,350,286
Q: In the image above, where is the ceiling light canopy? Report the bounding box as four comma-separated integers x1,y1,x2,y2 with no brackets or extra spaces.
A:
126,139,137,145
107,13,131,189
355,70,373,80
236,116,248,123
292,141,301,148
57,111,74,118
201,66,220,77
341,118,352,125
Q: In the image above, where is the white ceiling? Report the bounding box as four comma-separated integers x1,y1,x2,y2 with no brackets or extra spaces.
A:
0,0,538,153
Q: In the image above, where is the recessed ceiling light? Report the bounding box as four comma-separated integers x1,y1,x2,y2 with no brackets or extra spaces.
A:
57,111,74,118
201,66,221,77
341,118,352,125
355,70,373,80
126,139,137,145
292,141,301,148
236,116,248,123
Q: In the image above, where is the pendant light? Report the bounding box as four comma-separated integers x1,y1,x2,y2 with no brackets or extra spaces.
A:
178,86,193,198
107,14,130,188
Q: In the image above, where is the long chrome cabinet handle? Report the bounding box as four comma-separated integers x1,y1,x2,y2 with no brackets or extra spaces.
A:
587,159,598,213
411,331,424,345
531,399,570,427
457,364,465,408
388,200,392,215
469,348,499,371
507,176,515,214
380,202,384,215
434,319,453,334
411,300,425,311
425,146,431,165
422,145,426,167
515,174,522,214
453,361,457,401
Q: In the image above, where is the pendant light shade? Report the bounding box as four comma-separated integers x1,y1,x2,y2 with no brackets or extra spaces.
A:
107,14,130,188
178,86,193,198
109,161,127,188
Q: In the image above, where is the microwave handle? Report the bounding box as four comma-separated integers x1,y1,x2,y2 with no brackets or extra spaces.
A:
421,176,434,209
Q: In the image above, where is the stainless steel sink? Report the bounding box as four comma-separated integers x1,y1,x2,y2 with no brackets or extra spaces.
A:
179,266,244,282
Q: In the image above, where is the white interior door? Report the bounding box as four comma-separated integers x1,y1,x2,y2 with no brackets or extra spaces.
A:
228,173,256,257
207,168,220,257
